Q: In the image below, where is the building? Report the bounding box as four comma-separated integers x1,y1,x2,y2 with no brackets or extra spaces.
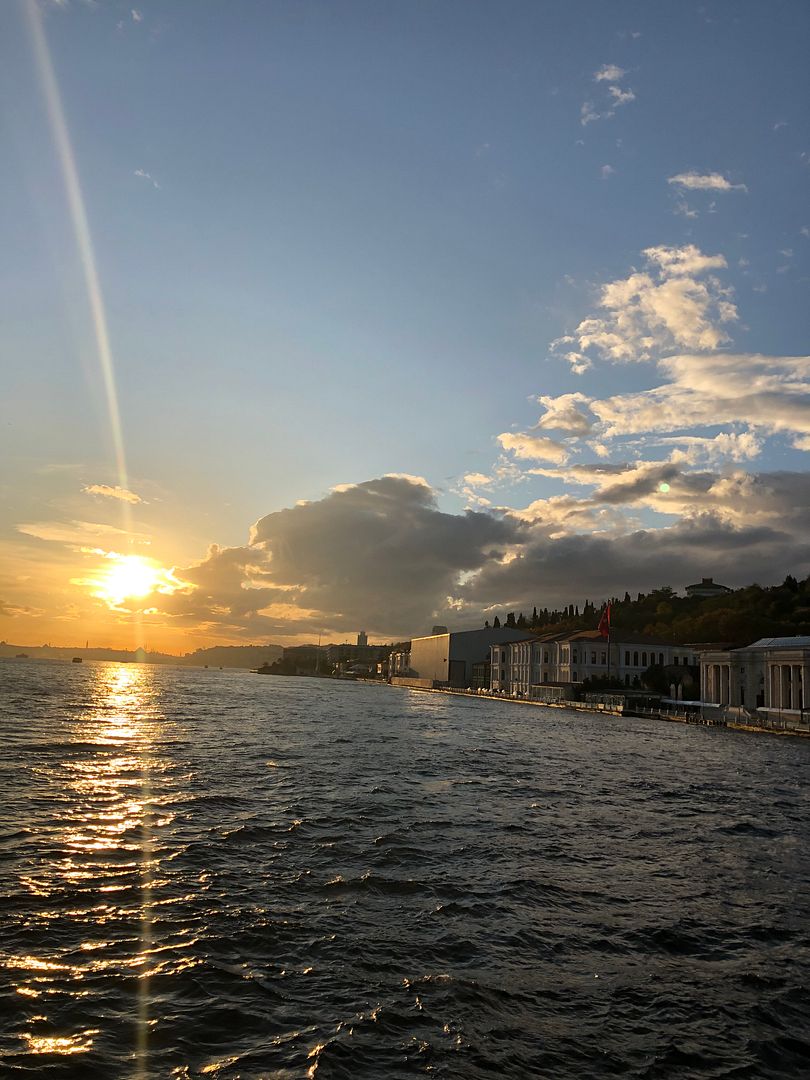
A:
490,630,699,697
700,637,810,723
397,627,528,689
685,576,733,598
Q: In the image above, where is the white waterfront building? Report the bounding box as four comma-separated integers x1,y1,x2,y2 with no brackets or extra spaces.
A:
490,630,698,697
700,637,810,724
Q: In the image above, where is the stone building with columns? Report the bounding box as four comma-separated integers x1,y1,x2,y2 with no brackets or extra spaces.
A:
700,637,810,723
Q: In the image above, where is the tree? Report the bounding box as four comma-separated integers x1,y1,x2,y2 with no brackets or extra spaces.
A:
505,612,517,628
517,612,527,629
493,615,501,628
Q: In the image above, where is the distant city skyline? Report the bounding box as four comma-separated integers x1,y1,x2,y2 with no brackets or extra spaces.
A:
2,0,809,649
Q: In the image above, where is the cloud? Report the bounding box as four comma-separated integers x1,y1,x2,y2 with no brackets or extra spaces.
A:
535,392,595,435
496,432,570,464
608,86,635,106
594,64,626,82
581,65,635,125
459,509,810,611
668,171,747,192
601,164,615,179
17,520,147,545
551,244,737,368
134,168,160,189
591,353,810,442
131,8,143,22
580,102,601,126
82,483,142,504
152,476,523,638
661,431,764,465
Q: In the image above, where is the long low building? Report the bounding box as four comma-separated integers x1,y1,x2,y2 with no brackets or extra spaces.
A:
490,630,699,697
700,637,810,722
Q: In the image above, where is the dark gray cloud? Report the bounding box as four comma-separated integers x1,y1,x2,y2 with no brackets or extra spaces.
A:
158,476,522,638
144,471,810,639
461,511,810,612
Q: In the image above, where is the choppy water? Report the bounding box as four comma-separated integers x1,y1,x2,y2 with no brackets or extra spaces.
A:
1,659,809,1078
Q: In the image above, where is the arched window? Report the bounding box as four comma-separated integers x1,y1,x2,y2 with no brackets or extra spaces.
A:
659,652,664,665
633,651,639,667
625,651,630,665
642,652,647,666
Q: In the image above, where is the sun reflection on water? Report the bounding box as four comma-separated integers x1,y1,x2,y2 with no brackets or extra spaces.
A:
10,663,163,1074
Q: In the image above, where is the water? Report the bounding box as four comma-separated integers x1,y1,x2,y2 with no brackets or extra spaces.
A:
1,659,809,1078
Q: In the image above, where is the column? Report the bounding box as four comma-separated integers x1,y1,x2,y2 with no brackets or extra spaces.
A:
782,665,791,711
791,664,801,710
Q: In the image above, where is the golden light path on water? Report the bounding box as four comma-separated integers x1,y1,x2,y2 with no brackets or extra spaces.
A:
13,665,160,1077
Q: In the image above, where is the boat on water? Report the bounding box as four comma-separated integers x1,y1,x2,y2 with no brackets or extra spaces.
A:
16,653,28,659
72,656,83,663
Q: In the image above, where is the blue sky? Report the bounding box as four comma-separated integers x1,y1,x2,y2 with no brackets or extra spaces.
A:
2,0,809,647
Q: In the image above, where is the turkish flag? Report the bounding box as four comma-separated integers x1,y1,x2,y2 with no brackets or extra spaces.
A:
598,603,611,639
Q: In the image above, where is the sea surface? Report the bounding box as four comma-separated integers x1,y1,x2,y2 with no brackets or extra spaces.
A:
1,658,809,1079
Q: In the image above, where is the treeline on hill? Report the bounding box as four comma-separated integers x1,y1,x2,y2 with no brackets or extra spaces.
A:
485,575,810,646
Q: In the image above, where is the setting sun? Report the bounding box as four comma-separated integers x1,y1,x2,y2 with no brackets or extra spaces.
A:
91,555,178,607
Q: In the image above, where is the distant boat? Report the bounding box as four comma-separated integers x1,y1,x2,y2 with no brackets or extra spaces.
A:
16,653,28,659
72,656,83,663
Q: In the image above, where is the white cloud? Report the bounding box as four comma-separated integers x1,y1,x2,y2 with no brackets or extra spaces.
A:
601,164,615,179
496,432,570,464
661,431,763,465
134,168,160,189
668,171,747,192
552,244,737,368
591,353,810,443
580,102,600,126
131,8,143,22
608,86,635,106
535,392,595,434
82,483,142,504
594,64,626,82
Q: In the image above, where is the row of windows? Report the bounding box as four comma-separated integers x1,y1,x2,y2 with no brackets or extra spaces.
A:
496,646,694,669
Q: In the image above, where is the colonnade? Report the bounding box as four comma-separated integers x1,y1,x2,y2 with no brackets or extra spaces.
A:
704,663,731,704
769,663,806,711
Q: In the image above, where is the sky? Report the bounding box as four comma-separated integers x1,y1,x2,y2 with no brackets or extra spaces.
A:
1,0,809,651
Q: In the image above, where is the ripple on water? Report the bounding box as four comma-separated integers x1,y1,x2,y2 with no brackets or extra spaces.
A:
1,659,809,1078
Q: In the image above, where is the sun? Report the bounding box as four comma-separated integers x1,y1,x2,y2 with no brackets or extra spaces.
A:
94,554,167,606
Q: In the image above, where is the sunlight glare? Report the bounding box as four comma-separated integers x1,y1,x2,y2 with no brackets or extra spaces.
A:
93,555,172,606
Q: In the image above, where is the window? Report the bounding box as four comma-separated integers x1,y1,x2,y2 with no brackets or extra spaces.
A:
625,650,630,665
573,671,577,681
659,652,664,665
673,656,679,666
591,651,596,663
642,652,647,667
543,651,549,663
633,651,639,667
572,651,578,663
601,652,607,665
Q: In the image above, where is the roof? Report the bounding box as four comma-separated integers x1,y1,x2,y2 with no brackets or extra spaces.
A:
745,636,810,650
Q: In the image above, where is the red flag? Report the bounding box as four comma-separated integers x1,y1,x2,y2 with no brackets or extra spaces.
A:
598,603,611,639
